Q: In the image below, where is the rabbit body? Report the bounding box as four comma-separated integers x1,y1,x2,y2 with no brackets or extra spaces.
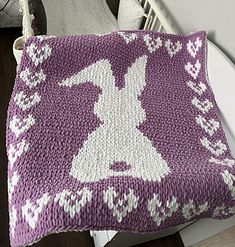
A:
59,56,170,182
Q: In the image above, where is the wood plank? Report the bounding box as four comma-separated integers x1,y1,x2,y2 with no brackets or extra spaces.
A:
190,226,235,247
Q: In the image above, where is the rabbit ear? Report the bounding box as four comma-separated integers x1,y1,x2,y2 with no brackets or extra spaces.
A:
58,59,116,91
124,55,148,97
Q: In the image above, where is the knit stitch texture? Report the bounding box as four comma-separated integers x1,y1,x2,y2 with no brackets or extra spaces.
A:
6,30,235,247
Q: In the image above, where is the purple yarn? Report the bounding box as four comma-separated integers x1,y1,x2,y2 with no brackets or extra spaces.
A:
6,30,235,247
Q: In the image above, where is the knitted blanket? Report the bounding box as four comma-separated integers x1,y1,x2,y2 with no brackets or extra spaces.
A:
7,30,235,247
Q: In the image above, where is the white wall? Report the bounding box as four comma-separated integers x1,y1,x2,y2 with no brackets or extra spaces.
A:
160,0,235,64
0,0,21,28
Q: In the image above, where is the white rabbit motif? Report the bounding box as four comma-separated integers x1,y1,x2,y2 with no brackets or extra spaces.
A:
59,55,170,182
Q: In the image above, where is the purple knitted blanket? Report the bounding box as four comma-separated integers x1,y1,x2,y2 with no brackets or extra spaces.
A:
7,30,235,246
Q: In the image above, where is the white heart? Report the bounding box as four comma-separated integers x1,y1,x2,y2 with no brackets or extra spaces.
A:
94,32,112,37
182,199,209,220
147,194,179,226
144,35,162,53
36,35,56,42
103,187,139,223
26,43,52,66
54,188,92,219
196,115,220,136
187,81,207,96
21,193,50,229
20,68,46,89
185,60,201,79
10,114,35,138
221,170,235,200
117,32,138,44
213,204,235,218
200,137,227,156
7,139,29,169
165,39,182,57
14,91,41,111
192,97,213,114
209,157,235,168
187,37,202,58
9,205,17,237
8,171,20,202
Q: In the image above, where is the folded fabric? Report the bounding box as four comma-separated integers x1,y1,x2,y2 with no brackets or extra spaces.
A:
6,30,235,247
43,0,118,35
118,0,145,30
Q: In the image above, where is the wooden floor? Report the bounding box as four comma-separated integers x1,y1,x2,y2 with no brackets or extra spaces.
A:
0,28,184,247
191,226,235,247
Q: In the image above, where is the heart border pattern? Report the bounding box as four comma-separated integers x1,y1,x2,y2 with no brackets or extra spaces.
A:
187,81,207,96
21,193,50,229
20,68,46,89
192,97,213,114
7,139,29,169
221,170,235,200
187,37,202,58
54,188,92,219
200,137,227,156
144,34,163,53
14,91,41,111
182,199,209,220
8,171,20,203
147,194,179,226
103,187,139,223
117,32,138,44
165,39,182,57
10,114,36,138
185,59,201,79
26,43,52,66
196,115,220,136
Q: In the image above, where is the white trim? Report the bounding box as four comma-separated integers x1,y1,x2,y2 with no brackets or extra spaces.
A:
19,0,34,41
140,0,176,33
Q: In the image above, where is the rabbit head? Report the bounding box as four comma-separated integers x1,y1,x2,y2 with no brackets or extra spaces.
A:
59,55,148,126
94,55,148,126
